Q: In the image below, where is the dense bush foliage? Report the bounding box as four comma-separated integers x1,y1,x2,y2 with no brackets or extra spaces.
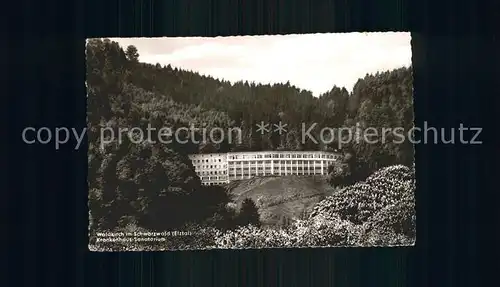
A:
90,165,415,250
211,165,415,248
313,165,415,224
236,198,261,226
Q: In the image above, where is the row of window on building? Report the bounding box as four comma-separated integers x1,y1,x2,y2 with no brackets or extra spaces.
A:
198,170,227,175
229,165,324,171
228,153,339,160
228,160,330,165
192,158,224,163
227,170,328,177
201,175,228,181
195,164,227,169
197,165,327,176
199,168,329,185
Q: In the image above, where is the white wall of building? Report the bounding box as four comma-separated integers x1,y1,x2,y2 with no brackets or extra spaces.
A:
189,151,342,186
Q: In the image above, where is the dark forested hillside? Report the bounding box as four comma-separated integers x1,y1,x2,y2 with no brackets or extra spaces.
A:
86,38,414,235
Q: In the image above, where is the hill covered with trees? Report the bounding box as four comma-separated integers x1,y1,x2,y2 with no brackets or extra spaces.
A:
214,165,416,248
86,38,415,246
90,164,415,250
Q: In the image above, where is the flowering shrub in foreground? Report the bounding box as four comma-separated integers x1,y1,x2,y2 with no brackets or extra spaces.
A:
89,165,416,250
212,165,415,249
212,213,365,249
310,165,415,224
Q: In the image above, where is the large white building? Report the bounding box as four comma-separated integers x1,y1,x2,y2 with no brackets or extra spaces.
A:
188,151,342,186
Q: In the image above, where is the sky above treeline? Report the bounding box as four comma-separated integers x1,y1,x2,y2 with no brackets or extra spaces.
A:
111,32,412,97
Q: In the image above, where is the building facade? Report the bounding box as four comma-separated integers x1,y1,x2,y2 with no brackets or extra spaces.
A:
188,151,342,186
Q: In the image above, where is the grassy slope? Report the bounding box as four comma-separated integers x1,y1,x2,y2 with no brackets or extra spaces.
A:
226,176,336,226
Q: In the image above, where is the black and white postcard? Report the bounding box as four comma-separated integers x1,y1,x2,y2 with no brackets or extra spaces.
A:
87,32,415,251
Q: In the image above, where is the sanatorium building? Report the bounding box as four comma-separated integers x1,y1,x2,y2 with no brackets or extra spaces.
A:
189,151,342,186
